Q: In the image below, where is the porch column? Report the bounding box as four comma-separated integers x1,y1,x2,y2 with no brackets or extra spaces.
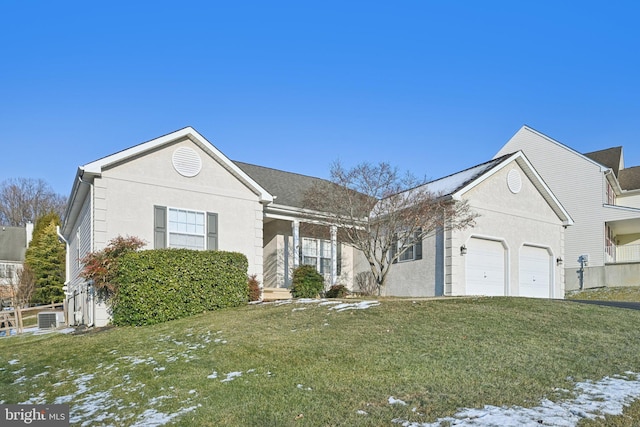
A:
292,220,300,268
330,225,338,285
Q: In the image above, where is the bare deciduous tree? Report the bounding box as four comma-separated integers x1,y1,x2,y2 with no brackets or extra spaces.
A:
0,178,67,226
304,161,477,295
12,265,36,308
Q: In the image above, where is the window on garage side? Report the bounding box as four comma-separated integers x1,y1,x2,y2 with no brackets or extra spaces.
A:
391,228,423,263
154,206,218,250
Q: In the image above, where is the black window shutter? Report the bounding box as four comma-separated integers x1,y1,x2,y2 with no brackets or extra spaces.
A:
337,243,342,276
154,206,167,249
207,212,218,250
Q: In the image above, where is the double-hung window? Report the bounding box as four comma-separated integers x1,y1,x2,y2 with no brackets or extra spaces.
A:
154,206,218,250
0,263,15,280
301,237,339,275
169,208,205,250
302,238,331,274
392,229,423,263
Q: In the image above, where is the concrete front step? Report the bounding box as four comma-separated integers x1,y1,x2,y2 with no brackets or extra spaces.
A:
262,287,292,301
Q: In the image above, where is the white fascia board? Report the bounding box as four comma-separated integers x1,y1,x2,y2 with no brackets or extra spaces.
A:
81,127,273,203
520,126,610,172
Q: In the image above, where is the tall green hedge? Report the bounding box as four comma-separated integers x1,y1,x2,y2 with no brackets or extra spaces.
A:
112,249,248,326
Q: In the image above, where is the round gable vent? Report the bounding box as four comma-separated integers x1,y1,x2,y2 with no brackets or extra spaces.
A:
507,169,522,194
172,147,202,177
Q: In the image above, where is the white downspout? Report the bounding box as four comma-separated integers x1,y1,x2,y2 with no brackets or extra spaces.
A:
77,173,95,327
56,226,70,326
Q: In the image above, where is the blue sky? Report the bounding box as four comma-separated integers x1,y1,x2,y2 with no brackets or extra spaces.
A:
2,1,639,196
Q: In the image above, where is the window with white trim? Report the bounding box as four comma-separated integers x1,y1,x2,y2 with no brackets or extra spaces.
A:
302,237,334,275
0,263,15,280
392,228,423,263
606,182,616,205
169,208,205,250
154,206,218,250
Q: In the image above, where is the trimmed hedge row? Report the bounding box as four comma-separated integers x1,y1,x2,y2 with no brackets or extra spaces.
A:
112,249,248,326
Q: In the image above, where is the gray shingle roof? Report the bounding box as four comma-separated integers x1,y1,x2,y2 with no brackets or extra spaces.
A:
233,162,331,208
584,146,623,176
619,166,640,191
0,226,27,262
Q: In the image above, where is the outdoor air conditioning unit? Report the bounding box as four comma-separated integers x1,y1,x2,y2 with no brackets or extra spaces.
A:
37,311,65,329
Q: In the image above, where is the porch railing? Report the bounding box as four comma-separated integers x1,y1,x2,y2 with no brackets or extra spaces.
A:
608,244,640,263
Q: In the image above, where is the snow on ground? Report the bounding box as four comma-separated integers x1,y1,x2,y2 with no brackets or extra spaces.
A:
392,372,640,427
278,298,382,312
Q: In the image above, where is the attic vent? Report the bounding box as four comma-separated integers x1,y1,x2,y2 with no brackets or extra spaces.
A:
172,147,202,177
507,169,522,194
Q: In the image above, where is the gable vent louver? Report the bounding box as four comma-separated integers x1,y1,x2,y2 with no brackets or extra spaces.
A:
172,147,202,177
507,169,522,194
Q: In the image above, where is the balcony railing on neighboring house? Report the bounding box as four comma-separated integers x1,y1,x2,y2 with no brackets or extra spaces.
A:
607,244,640,263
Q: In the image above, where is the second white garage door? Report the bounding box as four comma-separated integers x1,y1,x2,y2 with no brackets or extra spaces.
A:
519,245,551,298
466,238,506,296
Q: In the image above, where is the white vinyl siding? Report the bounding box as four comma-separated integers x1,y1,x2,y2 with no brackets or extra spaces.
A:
69,195,92,288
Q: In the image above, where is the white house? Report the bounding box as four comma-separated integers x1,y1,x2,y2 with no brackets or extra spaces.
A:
0,223,34,306
61,127,571,327
382,151,573,298
495,125,640,289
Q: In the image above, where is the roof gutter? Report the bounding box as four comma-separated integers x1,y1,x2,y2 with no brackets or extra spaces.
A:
604,169,623,195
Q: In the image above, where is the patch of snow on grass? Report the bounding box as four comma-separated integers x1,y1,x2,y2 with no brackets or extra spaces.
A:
207,371,218,379
8,359,19,365
330,301,380,312
221,371,243,383
393,372,640,427
131,405,198,427
389,396,408,405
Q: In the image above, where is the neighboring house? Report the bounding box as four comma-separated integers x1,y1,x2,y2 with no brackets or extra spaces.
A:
0,224,34,305
495,125,640,289
61,127,571,327
382,151,573,298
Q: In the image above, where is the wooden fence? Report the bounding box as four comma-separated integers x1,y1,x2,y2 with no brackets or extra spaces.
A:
0,303,64,336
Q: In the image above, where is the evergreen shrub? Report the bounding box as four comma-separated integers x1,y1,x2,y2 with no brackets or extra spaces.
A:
325,284,349,298
290,265,324,298
112,249,248,326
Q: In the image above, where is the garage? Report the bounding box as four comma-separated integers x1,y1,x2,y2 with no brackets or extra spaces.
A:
519,245,551,298
465,238,506,296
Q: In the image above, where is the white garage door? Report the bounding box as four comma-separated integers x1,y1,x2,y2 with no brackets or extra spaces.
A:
519,246,550,298
466,238,506,296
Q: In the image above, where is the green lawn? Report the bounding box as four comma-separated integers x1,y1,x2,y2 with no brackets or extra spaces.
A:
1,297,640,426
566,286,640,302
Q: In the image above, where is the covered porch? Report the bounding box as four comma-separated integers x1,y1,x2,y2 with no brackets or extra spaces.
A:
605,216,640,263
261,207,354,298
